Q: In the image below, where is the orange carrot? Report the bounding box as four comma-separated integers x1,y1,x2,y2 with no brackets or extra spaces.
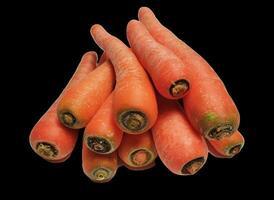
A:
84,93,123,154
57,60,115,129
207,130,245,158
29,52,97,161
118,131,157,167
152,96,208,175
90,24,158,134
82,143,118,183
138,7,240,139
127,20,190,99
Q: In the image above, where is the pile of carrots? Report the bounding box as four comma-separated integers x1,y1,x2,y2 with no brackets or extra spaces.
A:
29,7,244,182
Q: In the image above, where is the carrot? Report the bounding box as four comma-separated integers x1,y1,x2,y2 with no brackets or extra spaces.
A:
152,96,208,175
98,52,108,65
84,93,123,154
29,52,97,161
138,7,240,139
82,143,118,183
118,131,157,167
126,20,190,99
207,130,245,158
123,161,156,171
90,24,158,134
57,60,115,129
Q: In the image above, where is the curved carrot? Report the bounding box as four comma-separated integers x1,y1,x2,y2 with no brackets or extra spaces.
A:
207,130,245,158
127,20,190,99
29,52,97,161
57,60,115,129
84,93,123,154
138,7,240,139
152,96,208,175
82,143,118,183
90,24,158,134
118,131,157,167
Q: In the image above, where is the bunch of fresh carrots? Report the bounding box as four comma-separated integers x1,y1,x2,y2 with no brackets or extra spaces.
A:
29,7,244,182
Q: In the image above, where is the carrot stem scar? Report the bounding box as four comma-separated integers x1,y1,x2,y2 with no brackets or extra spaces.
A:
130,149,152,166
207,124,233,140
169,79,189,97
119,111,147,132
61,112,76,127
92,168,111,181
87,136,112,154
181,157,205,175
36,142,58,159
228,144,242,156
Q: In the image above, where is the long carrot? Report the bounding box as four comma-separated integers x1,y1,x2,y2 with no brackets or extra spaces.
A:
118,131,157,167
207,130,245,158
29,52,97,161
90,24,158,134
152,96,208,175
82,143,118,183
57,60,115,129
138,7,240,140
84,93,123,154
127,20,190,99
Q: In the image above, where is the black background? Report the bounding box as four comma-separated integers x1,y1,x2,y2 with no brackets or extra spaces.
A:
3,0,270,197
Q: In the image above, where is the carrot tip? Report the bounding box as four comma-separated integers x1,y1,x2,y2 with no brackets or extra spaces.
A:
119,111,147,133
60,112,76,128
91,167,113,183
181,157,205,175
228,144,243,157
36,142,58,159
207,124,233,140
130,148,153,167
86,136,112,154
169,79,189,97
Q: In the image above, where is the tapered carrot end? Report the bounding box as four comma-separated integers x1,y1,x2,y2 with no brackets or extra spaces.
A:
81,51,98,64
207,124,234,140
90,167,116,183
138,7,156,20
130,148,154,167
36,142,58,159
59,112,77,128
90,24,112,50
86,136,113,154
118,110,147,133
227,142,244,157
169,79,189,97
181,157,206,175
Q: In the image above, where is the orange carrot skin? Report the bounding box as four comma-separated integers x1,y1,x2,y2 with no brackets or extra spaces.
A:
82,144,118,183
118,131,157,167
126,20,191,99
57,60,115,129
207,131,245,158
84,93,123,154
90,24,158,134
138,7,240,139
152,96,208,175
30,52,97,161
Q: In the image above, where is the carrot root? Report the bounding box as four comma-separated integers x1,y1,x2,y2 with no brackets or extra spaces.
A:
86,136,112,154
118,110,147,133
181,157,205,175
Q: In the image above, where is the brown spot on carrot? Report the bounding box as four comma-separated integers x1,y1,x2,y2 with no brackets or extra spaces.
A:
87,136,112,154
207,124,233,140
169,79,189,97
181,157,205,175
60,112,76,128
36,142,58,159
119,111,147,132
130,149,152,166
92,168,111,182
228,144,242,157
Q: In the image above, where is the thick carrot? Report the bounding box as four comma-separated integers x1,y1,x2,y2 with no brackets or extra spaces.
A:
127,20,190,99
207,130,245,158
118,131,157,167
57,60,115,129
82,143,118,183
29,52,97,161
138,7,240,139
152,96,208,175
90,24,158,134
84,93,123,154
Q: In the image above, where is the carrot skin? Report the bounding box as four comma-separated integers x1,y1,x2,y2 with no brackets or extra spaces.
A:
57,60,115,129
152,96,208,175
29,52,97,161
138,7,240,139
82,143,118,183
118,131,157,167
84,93,123,154
90,24,158,134
126,20,191,99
